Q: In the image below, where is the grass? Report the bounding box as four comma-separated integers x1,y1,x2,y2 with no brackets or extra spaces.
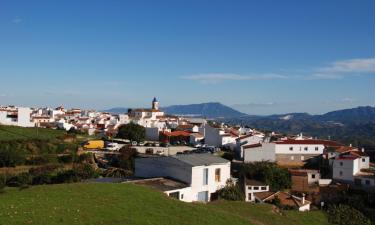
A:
0,125,65,141
0,183,328,225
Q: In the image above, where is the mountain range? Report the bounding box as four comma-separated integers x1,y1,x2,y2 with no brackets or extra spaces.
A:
104,104,375,151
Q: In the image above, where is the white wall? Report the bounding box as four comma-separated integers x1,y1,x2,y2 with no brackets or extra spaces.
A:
275,144,324,155
333,159,356,182
190,163,231,202
243,143,276,162
245,185,270,202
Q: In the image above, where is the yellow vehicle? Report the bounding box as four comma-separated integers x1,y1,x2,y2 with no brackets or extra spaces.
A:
83,140,105,150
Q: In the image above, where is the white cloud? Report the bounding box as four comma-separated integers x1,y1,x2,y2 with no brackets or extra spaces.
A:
310,58,375,79
341,97,357,103
181,73,287,84
11,17,22,24
319,58,375,73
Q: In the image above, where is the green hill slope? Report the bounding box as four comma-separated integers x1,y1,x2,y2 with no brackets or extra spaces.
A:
0,183,328,225
0,125,65,141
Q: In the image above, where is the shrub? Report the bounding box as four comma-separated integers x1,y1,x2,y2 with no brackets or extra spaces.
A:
222,152,234,161
327,204,371,225
240,162,291,191
6,173,32,187
0,175,5,191
58,154,73,164
218,179,245,201
74,163,99,180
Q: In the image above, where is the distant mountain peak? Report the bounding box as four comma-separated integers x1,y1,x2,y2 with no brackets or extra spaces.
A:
163,102,247,118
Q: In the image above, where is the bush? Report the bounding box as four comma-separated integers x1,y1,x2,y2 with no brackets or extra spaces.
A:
58,154,73,164
6,173,32,187
240,162,291,191
327,204,371,225
0,175,5,191
73,163,99,180
222,152,234,161
218,180,245,201
0,147,26,167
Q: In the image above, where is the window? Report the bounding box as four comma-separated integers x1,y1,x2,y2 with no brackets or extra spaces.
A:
291,156,294,161
362,158,366,162
248,186,252,190
365,180,371,186
289,147,293,151
181,194,184,199
253,187,259,190
301,156,305,161
340,162,343,166
261,187,267,190
312,174,316,179
215,168,221,182
304,147,308,151
315,147,319,151
339,171,343,176
203,168,209,185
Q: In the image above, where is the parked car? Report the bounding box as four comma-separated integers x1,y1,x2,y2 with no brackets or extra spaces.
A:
132,141,138,146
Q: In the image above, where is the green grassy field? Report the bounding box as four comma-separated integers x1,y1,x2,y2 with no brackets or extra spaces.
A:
0,125,65,141
0,183,329,225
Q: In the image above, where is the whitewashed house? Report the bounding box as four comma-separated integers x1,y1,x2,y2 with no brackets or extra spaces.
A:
0,107,34,127
135,154,231,202
236,134,265,158
243,138,342,164
204,124,237,150
245,180,270,202
332,150,375,191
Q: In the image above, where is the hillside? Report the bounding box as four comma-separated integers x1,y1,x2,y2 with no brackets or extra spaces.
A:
0,125,65,141
163,102,248,118
318,106,375,123
223,106,375,152
0,183,328,225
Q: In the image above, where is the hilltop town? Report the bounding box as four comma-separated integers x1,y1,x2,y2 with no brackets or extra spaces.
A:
0,98,374,224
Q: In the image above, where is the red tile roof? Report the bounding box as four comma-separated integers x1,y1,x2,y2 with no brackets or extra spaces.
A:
162,131,191,137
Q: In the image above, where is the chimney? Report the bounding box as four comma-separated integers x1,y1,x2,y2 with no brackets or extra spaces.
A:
302,193,306,204
350,144,352,147
362,148,365,153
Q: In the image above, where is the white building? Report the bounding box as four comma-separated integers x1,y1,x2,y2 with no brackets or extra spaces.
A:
236,134,265,158
244,180,270,202
0,107,35,127
243,139,342,164
332,150,375,191
204,124,237,150
135,154,231,202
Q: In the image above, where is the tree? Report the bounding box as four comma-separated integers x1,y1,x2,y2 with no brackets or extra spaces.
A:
327,204,371,225
104,167,133,178
116,123,145,143
217,179,245,201
240,162,291,191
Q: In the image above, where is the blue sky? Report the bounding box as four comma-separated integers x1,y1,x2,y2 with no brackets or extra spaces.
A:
1,0,374,115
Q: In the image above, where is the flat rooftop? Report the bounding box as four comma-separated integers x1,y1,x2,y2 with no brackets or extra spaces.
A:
126,178,189,192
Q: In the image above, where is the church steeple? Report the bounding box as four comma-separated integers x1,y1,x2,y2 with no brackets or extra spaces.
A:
152,97,159,110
